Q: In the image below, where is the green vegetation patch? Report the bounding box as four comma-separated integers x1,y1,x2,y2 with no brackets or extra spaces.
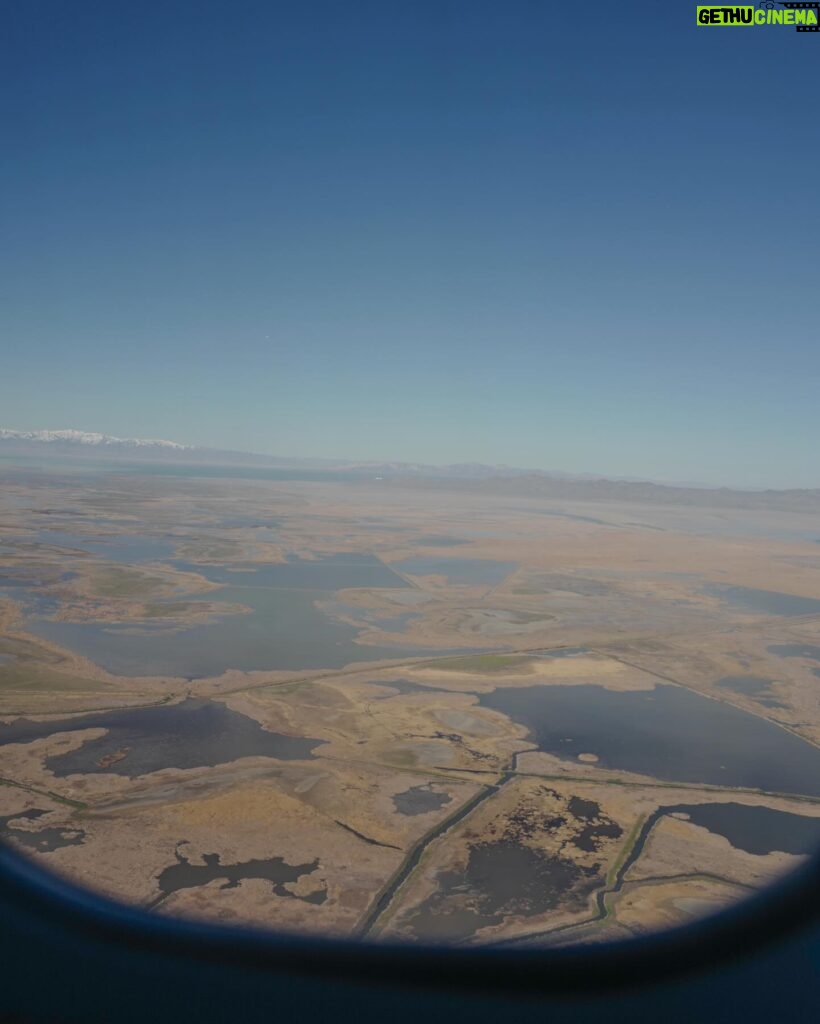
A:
0,664,108,692
90,567,167,598
426,654,533,674
175,540,242,561
0,636,66,666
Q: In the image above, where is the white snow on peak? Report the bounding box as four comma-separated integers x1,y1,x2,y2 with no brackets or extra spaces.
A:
0,428,193,450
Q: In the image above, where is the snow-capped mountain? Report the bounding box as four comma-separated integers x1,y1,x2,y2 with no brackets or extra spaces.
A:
0,428,192,450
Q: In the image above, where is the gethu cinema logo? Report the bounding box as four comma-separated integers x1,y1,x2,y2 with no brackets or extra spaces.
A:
697,4,819,27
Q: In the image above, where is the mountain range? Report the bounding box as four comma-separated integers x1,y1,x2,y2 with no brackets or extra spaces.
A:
2,428,819,512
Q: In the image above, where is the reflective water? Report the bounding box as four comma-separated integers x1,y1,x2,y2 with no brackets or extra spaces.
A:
0,809,87,853
0,698,321,776
670,802,820,856
31,585,471,677
705,584,820,617
478,683,820,797
767,643,820,663
716,675,786,708
170,553,408,590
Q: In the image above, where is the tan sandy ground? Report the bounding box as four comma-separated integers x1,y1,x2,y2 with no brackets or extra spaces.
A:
2,474,820,944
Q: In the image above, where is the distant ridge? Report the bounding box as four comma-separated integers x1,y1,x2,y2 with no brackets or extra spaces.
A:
0,428,658,482
1,428,818,511
0,428,192,450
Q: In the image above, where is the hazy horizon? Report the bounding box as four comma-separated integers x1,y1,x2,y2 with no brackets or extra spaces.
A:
3,2,818,489
1,424,816,493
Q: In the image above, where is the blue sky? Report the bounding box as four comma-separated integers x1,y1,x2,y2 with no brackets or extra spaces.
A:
2,1,817,487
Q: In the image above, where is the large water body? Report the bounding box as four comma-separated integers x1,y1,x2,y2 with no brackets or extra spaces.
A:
18,542,473,676
0,698,321,776
478,683,820,797
667,802,820,856
169,553,408,590
767,643,820,663
704,584,820,617
715,675,786,708
31,585,469,677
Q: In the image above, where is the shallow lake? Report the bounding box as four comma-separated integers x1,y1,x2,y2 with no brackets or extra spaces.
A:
715,675,785,708
404,839,597,942
393,784,453,816
767,643,820,663
0,698,321,776
669,802,820,856
705,584,820,617
30,585,468,677
20,544,474,676
8,525,477,680
478,683,820,797
0,808,87,853
171,553,408,590
154,845,326,905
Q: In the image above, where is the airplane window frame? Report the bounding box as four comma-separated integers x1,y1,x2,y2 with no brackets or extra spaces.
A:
1,835,819,997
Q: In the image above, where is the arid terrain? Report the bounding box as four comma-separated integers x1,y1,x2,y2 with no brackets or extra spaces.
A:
2,463,820,945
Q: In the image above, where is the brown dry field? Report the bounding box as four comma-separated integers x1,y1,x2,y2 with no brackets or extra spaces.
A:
2,470,820,944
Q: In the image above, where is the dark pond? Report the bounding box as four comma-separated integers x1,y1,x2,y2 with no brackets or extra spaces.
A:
705,584,820,617
716,675,786,708
154,843,326,904
669,802,820,856
767,643,820,663
0,698,321,776
393,557,516,587
717,675,774,697
0,808,86,853
404,840,598,942
393,784,453,816
0,586,60,617
171,553,408,590
478,683,820,797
